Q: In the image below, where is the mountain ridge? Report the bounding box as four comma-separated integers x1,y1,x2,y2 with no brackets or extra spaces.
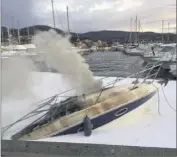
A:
1,25,176,43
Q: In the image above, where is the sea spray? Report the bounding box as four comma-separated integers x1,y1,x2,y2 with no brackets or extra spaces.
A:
32,30,102,95
2,57,37,100
1,31,102,139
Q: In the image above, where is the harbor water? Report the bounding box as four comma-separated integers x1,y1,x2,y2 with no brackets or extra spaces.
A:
2,50,176,79
84,51,144,77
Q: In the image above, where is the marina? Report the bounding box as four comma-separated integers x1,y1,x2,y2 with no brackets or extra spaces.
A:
1,0,176,156
1,44,176,156
2,72,176,148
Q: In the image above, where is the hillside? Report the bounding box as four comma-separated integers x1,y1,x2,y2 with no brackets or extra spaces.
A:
75,30,176,43
1,25,176,43
1,25,64,37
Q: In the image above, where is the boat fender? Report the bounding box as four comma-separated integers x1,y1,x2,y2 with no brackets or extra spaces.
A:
83,115,93,137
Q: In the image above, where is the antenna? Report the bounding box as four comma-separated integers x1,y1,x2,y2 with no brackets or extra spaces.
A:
66,6,70,34
51,0,56,30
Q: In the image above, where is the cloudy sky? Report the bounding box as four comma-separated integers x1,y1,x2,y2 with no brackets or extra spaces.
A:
1,0,176,33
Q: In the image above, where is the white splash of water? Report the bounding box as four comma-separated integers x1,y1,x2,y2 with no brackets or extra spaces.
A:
2,57,37,100
32,30,102,95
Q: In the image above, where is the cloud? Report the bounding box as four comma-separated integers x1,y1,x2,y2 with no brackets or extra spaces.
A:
1,0,34,27
2,0,176,33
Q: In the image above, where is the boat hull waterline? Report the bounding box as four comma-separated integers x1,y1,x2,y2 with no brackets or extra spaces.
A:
54,90,156,137
12,83,160,140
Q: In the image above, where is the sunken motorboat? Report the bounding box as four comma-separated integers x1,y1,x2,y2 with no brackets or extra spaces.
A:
9,80,160,141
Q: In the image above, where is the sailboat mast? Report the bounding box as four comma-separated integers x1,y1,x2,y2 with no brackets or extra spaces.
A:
134,19,136,44
33,24,35,36
11,16,15,36
129,18,132,44
135,15,138,44
27,26,30,43
51,0,56,30
66,6,70,34
17,20,21,44
162,20,164,43
138,20,140,44
7,27,11,45
2,28,3,42
168,22,170,43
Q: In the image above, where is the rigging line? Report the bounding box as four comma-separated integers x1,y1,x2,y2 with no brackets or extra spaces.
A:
68,9,81,42
161,85,176,112
152,64,162,83
95,59,161,103
125,30,130,43
141,19,176,25
1,96,57,131
152,82,161,115
157,89,161,115
4,97,73,131
132,62,150,88
54,10,66,34
2,96,62,134
50,96,59,122
139,21,154,50
21,76,108,108
152,80,176,115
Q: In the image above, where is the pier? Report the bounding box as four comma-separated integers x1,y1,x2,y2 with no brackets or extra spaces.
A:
2,140,176,157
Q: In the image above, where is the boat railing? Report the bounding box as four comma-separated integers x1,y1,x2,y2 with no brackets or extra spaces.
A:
1,58,164,138
93,60,163,104
101,61,163,88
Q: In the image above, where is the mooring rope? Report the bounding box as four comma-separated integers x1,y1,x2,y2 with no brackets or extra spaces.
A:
161,85,176,112
152,81,176,115
157,89,161,115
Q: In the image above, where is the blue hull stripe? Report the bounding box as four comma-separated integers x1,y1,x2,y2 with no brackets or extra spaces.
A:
53,91,156,136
